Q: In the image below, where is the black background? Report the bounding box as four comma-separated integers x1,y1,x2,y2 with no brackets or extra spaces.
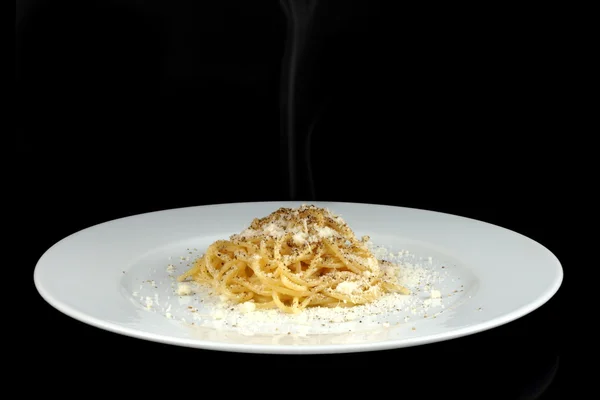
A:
17,1,572,398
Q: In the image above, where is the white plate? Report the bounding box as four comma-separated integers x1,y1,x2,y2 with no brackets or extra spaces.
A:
34,201,562,354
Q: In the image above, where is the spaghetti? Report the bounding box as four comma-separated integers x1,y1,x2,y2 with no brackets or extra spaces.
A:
178,204,409,314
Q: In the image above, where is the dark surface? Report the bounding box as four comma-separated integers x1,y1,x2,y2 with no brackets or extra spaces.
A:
17,1,571,398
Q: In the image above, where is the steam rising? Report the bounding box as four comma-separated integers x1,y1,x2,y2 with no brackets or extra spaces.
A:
279,0,320,201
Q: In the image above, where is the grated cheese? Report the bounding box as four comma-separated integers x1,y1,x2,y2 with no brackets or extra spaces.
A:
336,281,359,295
134,227,464,336
292,231,308,245
316,226,336,238
176,282,193,296
239,301,256,313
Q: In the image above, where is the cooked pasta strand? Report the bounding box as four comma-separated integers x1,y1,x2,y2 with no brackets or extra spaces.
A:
178,205,409,313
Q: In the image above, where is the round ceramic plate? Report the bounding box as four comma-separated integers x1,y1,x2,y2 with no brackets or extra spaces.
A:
33,201,562,354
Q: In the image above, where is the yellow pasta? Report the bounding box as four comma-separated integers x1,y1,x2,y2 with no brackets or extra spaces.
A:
178,204,409,314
